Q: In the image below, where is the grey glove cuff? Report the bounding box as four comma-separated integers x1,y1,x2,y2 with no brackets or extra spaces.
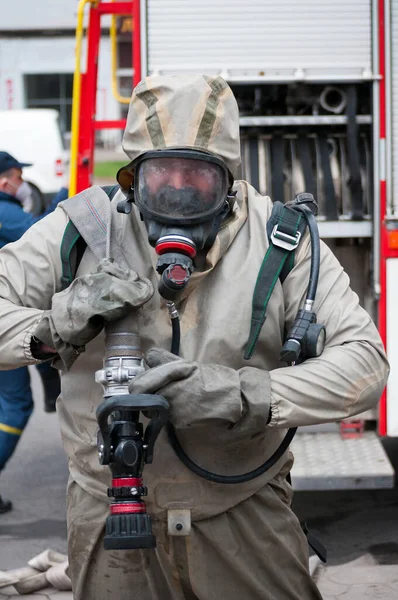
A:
130,348,272,432
234,367,272,435
129,358,242,429
33,312,84,371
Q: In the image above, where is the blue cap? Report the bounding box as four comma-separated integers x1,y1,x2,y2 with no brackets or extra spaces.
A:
0,151,32,175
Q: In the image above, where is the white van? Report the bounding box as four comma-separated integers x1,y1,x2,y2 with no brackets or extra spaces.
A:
0,109,69,214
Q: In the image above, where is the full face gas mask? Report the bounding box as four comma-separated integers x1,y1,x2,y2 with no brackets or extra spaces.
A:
118,150,234,300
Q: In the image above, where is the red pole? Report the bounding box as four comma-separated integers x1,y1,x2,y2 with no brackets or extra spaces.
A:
74,1,137,192
94,119,127,129
133,0,142,87
97,2,132,14
77,5,101,192
378,0,387,435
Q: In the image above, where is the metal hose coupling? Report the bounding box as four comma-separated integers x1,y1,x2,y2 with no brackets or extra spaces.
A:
95,313,169,550
95,314,145,397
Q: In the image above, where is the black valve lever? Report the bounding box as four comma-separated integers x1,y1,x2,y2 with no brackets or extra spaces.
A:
97,394,169,464
96,393,169,550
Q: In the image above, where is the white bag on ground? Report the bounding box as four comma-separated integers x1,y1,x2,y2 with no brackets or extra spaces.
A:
0,549,72,594
28,548,66,571
46,561,71,590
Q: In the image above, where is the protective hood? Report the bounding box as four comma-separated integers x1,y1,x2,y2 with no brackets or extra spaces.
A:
117,75,241,190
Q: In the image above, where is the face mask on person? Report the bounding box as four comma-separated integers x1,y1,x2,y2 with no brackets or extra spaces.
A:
8,180,34,212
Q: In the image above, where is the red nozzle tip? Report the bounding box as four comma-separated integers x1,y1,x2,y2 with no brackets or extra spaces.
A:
167,265,188,285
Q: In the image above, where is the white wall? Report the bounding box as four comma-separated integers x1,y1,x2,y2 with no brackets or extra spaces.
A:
0,36,120,140
2,0,80,31
1,0,112,32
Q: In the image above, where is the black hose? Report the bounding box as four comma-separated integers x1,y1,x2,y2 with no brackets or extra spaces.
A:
305,210,320,302
170,315,181,356
167,423,297,484
294,205,320,302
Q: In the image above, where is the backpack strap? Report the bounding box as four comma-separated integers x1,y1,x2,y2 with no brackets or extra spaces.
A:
59,185,120,290
101,184,120,201
60,220,83,290
244,201,309,360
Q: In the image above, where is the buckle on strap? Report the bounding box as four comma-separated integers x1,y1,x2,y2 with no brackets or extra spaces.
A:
271,225,301,251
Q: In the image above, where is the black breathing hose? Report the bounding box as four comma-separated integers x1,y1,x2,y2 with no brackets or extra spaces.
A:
294,204,320,303
168,422,297,484
170,315,181,356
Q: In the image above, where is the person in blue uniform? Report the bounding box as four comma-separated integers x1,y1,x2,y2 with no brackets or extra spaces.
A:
0,151,67,513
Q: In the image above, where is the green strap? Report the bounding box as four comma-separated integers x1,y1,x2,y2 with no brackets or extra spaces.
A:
244,207,303,360
60,185,120,290
101,184,120,200
60,220,81,290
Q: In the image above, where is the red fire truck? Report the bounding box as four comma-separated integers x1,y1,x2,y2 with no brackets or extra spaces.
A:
69,0,396,490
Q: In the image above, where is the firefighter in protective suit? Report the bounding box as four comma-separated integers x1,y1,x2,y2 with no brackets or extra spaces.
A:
0,75,389,599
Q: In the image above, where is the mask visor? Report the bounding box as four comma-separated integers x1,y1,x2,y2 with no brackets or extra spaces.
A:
135,156,228,224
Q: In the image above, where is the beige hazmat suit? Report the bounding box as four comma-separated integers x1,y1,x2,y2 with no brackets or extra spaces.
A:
0,75,389,600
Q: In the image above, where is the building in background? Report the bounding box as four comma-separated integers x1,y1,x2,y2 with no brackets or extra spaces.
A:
0,0,131,147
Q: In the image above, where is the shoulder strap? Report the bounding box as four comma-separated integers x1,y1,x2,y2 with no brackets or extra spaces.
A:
244,201,309,360
60,220,84,290
101,184,120,201
59,185,120,290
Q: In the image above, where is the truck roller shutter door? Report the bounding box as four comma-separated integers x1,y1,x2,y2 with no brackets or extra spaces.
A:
146,1,372,82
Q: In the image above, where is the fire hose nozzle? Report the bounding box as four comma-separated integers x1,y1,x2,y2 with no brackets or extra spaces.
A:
95,315,169,551
96,393,169,551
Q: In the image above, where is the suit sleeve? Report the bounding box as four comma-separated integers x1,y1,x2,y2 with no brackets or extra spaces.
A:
268,236,390,428
0,207,68,369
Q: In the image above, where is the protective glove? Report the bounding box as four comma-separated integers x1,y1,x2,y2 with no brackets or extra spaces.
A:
129,347,271,432
34,258,154,370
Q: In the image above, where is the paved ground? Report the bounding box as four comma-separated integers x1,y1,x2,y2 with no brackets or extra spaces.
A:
0,368,68,568
294,475,398,598
0,367,70,599
1,366,398,598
